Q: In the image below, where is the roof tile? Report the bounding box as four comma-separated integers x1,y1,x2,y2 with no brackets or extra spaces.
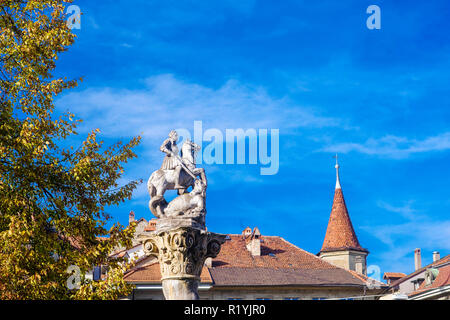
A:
320,188,367,253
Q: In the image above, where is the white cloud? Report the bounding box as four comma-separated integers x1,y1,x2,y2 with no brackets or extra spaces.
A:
376,200,422,221
362,200,450,273
364,221,450,249
322,133,450,158
56,73,348,170
57,73,343,140
55,74,349,196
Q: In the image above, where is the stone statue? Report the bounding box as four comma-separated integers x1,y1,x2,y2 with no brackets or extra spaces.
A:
140,130,226,300
159,130,182,184
147,131,207,220
149,179,206,225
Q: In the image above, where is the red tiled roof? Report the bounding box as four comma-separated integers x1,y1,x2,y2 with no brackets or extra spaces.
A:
213,235,336,269
383,272,406,279
389,254,450,288
409,264,450,297
124,233,380,288
320,188,367,253
347,269,387,289
124,262,213,284
144,219,157,232
209,267,365,287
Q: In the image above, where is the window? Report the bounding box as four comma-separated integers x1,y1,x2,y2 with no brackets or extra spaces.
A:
93,266,101,281
412,278,424,291
425,268,439,286
101,265,109,275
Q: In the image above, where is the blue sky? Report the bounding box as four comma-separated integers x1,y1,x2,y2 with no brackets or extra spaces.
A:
54,0,450,279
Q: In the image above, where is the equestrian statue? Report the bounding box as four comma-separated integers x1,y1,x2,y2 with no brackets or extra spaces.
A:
147,130,207,220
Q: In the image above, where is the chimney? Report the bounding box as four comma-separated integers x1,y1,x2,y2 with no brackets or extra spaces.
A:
242,227,252,238
414,248,422,271
246,227,261,256
433,251,440,262
145,219,157,232
129,211,135,225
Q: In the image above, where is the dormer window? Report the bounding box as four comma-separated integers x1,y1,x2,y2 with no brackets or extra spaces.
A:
412,278,424,290
425,268,439,286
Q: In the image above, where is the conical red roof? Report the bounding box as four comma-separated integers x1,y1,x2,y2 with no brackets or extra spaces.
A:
320,162,367,253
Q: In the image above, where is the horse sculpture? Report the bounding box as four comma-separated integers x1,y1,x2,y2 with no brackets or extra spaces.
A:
147,139,207,218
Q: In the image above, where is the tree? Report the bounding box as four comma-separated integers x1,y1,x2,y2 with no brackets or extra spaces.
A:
0,0,141,299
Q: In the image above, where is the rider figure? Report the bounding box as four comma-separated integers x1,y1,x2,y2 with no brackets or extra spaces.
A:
160,130,183,189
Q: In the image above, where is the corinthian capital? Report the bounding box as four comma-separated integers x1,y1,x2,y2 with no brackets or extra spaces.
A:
140,226,226,299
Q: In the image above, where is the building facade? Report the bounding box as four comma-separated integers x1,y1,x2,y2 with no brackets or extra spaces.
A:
382,250,450,300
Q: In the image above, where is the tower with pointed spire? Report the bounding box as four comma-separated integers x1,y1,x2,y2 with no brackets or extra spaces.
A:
318,155,369,275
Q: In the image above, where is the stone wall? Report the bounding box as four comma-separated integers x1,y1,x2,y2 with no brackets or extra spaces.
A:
319,250,367,275
129,286,377,300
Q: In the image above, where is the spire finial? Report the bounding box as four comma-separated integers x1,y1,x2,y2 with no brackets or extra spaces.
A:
334,154,341,189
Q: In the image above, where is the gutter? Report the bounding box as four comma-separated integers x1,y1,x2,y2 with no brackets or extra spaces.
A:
409,285,450,300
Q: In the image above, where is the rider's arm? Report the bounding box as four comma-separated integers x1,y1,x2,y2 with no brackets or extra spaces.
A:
160,139,173,156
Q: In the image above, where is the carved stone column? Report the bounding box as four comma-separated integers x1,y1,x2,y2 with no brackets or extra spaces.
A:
140,222,226,300
143,130,225,299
